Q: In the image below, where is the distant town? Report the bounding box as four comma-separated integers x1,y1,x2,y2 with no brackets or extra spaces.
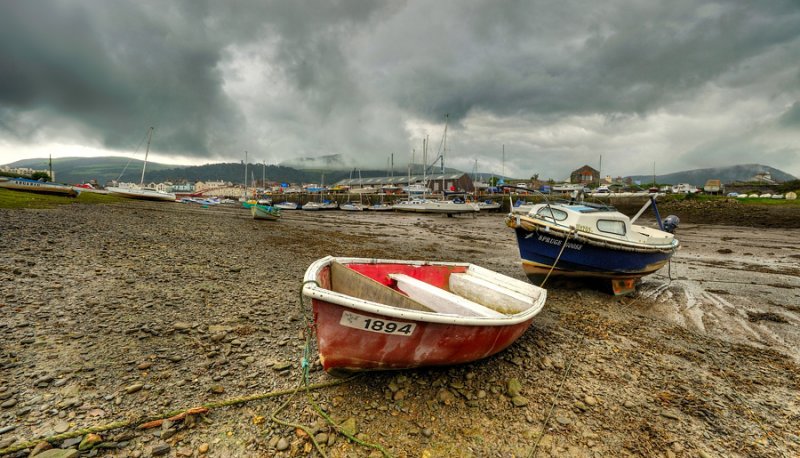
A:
0,162,795,200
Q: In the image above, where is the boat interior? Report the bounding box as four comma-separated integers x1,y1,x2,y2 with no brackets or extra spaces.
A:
326,261,539,318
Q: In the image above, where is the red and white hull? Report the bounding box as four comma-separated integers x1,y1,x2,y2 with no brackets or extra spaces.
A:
302,257,547,374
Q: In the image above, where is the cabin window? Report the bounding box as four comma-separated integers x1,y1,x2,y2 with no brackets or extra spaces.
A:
596,219,626,236
536,207,567,221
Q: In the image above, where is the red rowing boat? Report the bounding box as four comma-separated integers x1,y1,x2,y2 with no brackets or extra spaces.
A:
302,257,547,375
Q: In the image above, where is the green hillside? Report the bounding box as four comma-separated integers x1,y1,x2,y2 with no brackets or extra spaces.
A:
628,164,796,185
3,157,469,185
5,157,181,184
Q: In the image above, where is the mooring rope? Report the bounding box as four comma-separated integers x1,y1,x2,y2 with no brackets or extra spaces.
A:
0,378,352,456
526,337,579,458
539,227,576,288
266,279,393,457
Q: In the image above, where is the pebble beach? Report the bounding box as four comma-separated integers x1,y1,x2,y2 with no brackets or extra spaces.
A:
1,199,799,457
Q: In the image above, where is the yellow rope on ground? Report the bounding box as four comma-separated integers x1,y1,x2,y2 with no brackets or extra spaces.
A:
285,281,394,458
0,378,352,456
269,377,329,458
526,340,577,458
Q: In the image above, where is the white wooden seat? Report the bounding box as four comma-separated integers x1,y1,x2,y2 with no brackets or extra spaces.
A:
388,274,505,318
449,273,533,315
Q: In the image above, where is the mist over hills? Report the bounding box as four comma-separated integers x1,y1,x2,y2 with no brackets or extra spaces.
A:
627,164,796,185
5,157,180,183
6,157,795,187
3,157,466,185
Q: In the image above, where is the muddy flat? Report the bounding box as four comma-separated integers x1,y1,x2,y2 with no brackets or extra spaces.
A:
0,201,798,457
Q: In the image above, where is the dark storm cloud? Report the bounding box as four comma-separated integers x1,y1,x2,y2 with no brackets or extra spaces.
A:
0,1,239,154
376,0,800,122
780,102,800,127
1,0,799,176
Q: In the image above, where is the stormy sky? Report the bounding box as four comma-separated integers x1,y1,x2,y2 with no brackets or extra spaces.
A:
1,0,799,179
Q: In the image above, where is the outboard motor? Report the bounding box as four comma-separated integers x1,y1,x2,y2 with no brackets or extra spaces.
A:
662,215,680,233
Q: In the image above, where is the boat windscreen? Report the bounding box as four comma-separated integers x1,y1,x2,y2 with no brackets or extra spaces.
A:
568,205,602,213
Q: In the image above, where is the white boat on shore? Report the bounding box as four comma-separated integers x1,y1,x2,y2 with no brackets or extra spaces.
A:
340,201,365,211
303,199,338,211
0,177,79,197
108,186,176,201
476,199,501,211
73,184,108,195
367,202,393,211
275,201,300,210
107,127,176,202
392,198,479,215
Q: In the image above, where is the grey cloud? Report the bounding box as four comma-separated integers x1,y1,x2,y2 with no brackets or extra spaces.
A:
0,0,799,177
780,102,800,127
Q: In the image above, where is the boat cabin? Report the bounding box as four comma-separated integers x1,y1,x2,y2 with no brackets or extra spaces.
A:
527,203,675,246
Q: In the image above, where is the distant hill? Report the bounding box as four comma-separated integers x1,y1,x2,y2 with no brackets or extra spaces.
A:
4,157,183,184
2,157,471,185
628,164,796,185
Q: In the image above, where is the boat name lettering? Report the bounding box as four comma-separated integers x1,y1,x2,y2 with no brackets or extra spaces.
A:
340,311,416,336
537,234,583,251
576,224,593,233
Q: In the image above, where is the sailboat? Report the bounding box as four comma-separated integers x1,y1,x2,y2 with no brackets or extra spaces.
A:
107,127,176,202
239,151,258,208
340,169,365,211
392,116,479,215
303,173,338,210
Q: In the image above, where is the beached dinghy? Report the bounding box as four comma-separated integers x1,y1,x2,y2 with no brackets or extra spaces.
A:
302,256,547,374
251,204,281,221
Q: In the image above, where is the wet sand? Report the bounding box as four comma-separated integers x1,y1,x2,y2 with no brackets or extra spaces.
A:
0,201,798,457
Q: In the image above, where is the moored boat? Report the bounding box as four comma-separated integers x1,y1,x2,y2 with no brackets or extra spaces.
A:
367,202,393,211
476,199,501,211
392,197,479,215
106,127,176,202
275,201,300,210
73,183,108,195
302,256,547,374
340,201,365,211
106,186,177,201
0,177,79,197
251,204,281,221
505,196,679,295
510,199,535,215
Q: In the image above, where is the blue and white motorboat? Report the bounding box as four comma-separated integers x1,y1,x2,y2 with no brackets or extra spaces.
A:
505,196,679,295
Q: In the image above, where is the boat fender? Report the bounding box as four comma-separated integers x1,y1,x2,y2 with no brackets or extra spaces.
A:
663,215,680,233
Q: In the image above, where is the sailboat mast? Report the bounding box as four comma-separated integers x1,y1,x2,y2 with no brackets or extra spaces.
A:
442,114,448,194
422,138,427,189
501,144,505,181
652,161,656,187
408,149,413,190
140,127,153,187
358,168,363,204
243,151,248,199
598,154,602,187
